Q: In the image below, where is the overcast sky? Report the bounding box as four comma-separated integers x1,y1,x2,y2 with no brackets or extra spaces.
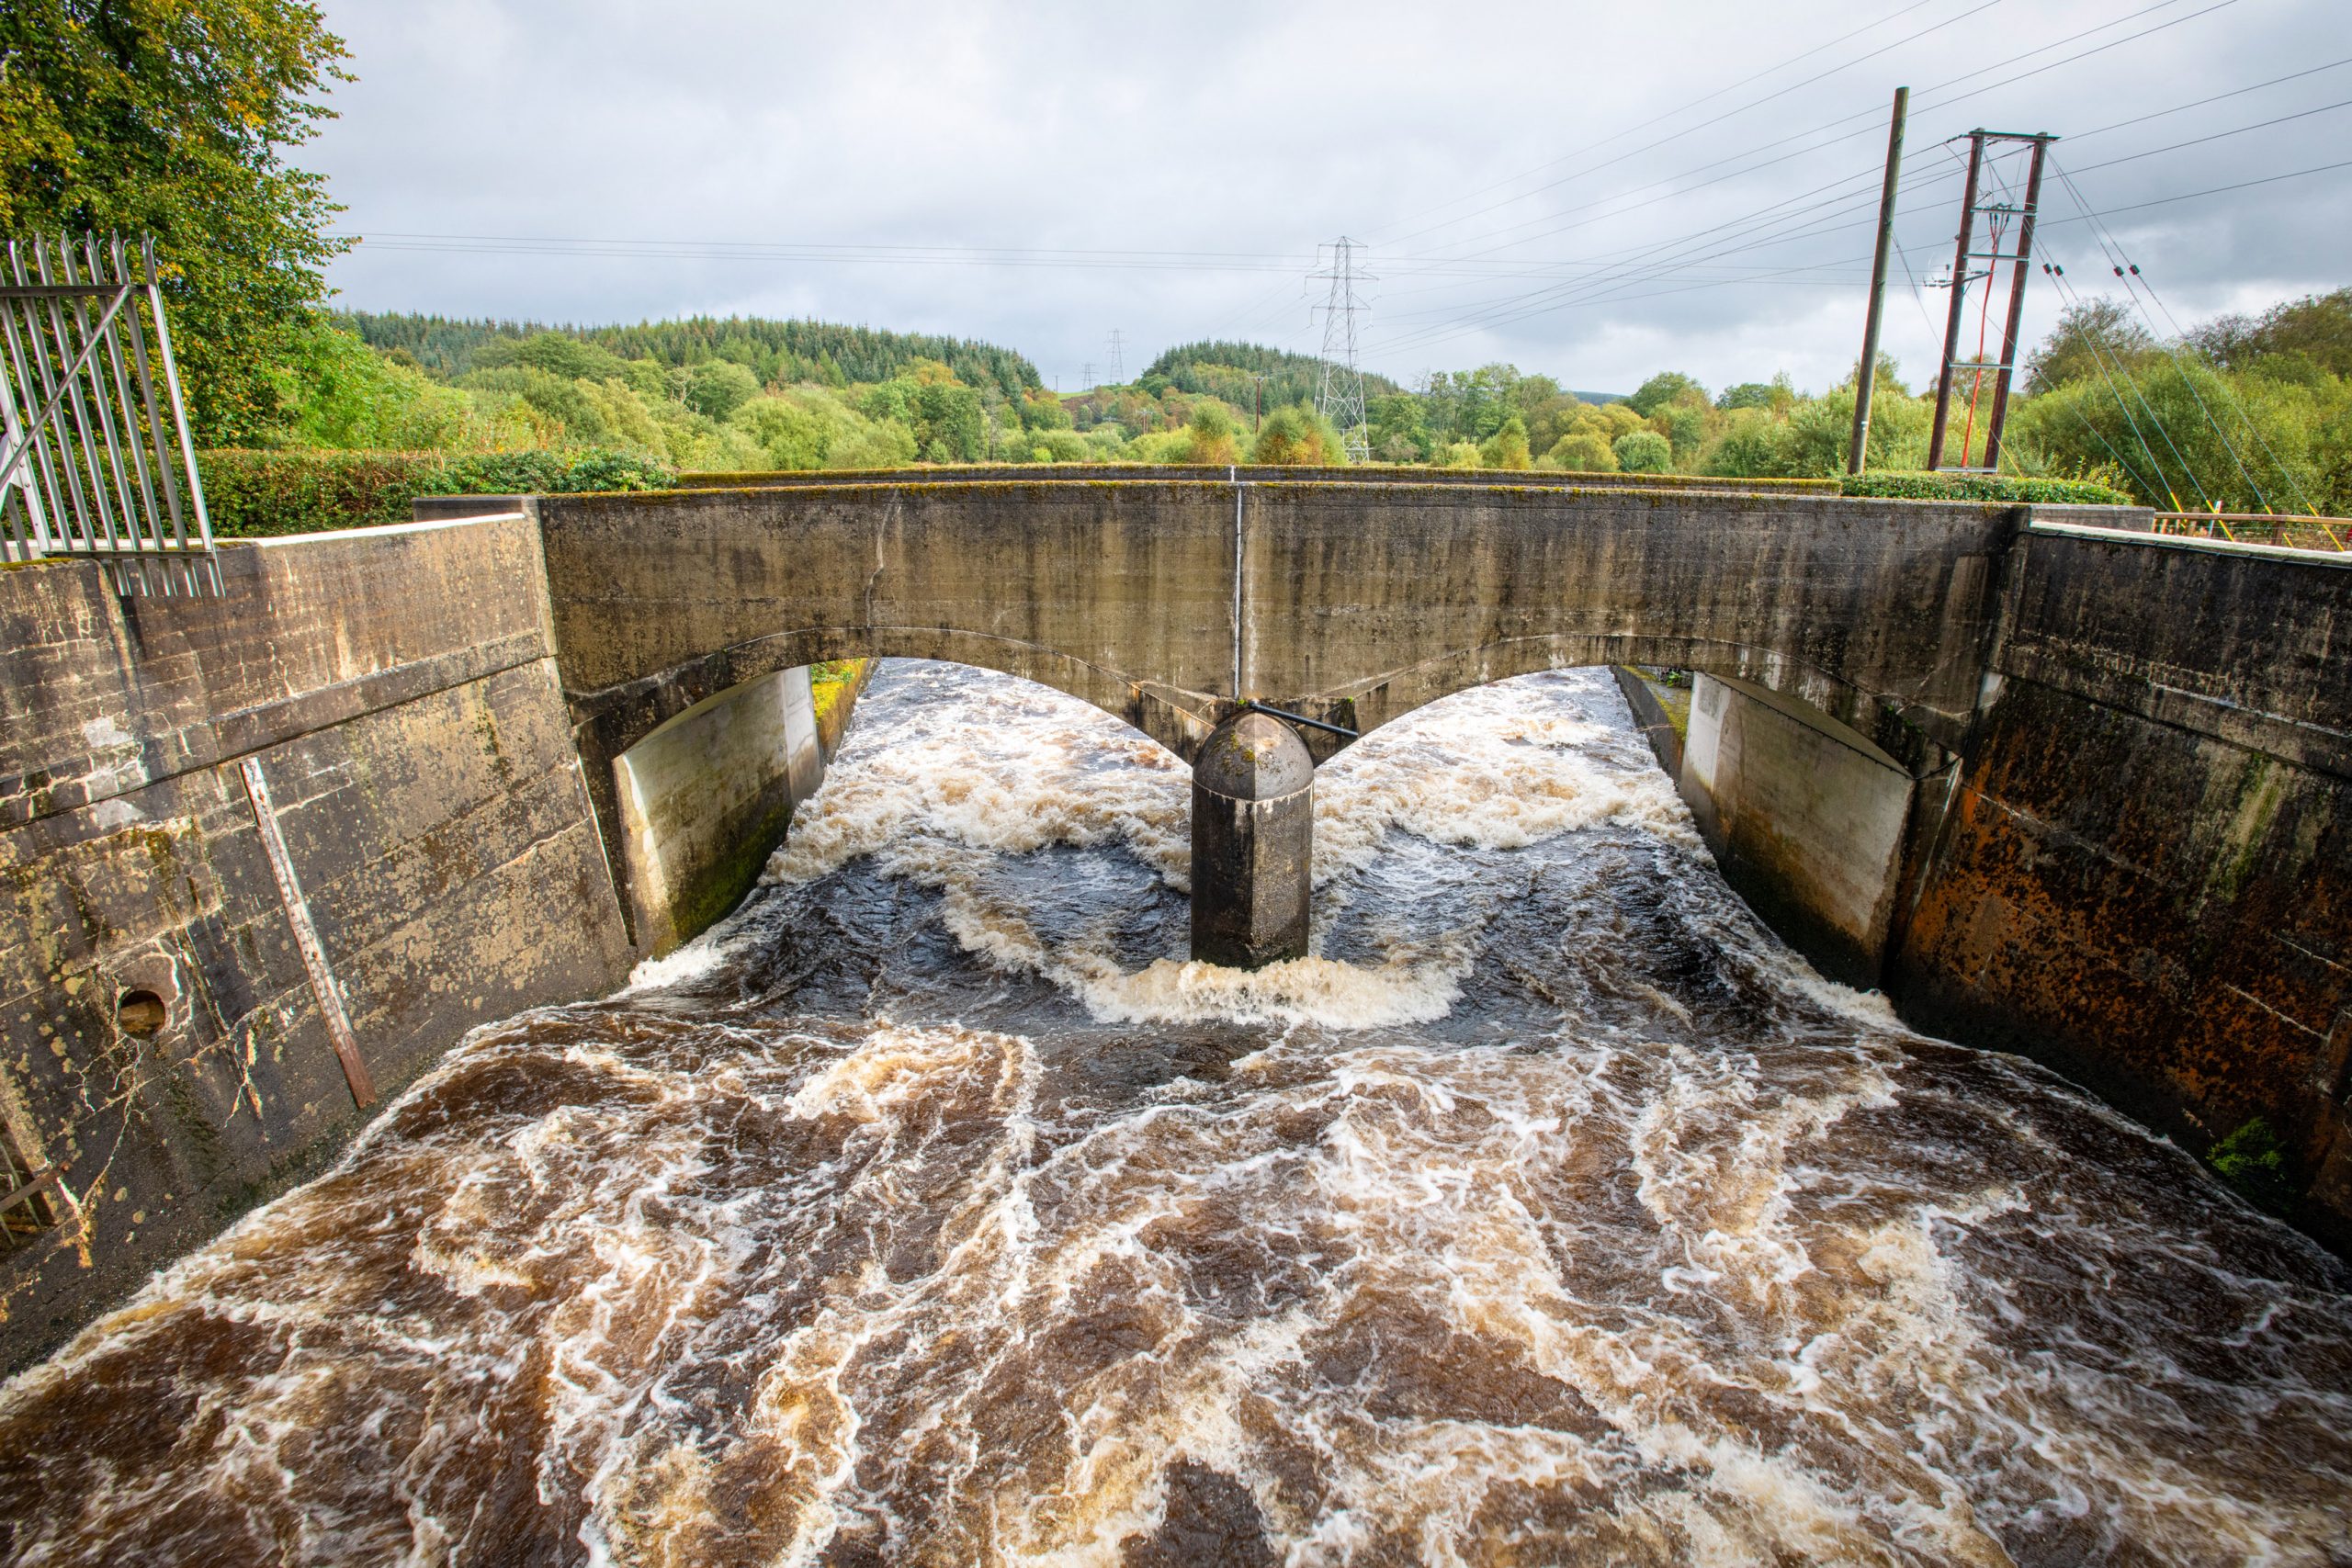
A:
311,0,2350,397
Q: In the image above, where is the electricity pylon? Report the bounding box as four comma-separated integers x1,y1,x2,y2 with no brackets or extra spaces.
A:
1312,238,1374,463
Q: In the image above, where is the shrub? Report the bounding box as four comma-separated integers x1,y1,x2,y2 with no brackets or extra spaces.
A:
2209,1117,2295,1213
198,447,676,536
1618,430,1674,472
1544,432,1617,473
1251,403,1346,465
1612,431,1673,474
1478,414,1532,470
1838,471,2134,505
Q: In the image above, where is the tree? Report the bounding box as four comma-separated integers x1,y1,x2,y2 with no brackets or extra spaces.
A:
2188,288,2352,378
2,0,353,443
1626,371,1706,418
1478,414,1532,469
2025,299,2154,395
1183,401,1239,464
1544,433,1617,473
684,360,762,420
1251,403,1343,465
1612,431,1672,473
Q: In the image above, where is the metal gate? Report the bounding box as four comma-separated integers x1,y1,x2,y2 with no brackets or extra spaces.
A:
0,233,218,594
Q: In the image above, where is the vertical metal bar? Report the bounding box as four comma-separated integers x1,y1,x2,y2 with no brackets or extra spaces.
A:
0,350,39,562
1981,136,2051,475
33,238,126,558
59,238,144,567
1848,85,1909,477
0,259,68,543
1927,132,1985,472
89,235,165,570
142,237,214,559
118,236,190,556
239,757,376,1110
9,243,99,551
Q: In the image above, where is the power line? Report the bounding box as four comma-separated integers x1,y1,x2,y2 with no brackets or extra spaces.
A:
1367,0,1952,243
1367,44,2327,364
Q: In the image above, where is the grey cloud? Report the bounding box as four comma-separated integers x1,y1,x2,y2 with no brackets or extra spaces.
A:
313,0,2351,397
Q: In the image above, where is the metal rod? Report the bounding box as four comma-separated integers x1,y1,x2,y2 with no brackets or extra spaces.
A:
0,267,67,547
31,238,128,554
1982,136,2052,474
119,236,187,554
7,243,100,545
59,239,144,562
1245,699,1358,739
1849,85,1908,477
115,234,187,557
143,237,214,560
89,235,165,568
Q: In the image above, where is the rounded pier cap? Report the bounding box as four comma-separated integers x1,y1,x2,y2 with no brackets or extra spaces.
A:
1195,711,1314,800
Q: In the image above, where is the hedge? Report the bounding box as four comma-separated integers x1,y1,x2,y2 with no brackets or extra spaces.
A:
1838,470,2134,506
197,448,676,537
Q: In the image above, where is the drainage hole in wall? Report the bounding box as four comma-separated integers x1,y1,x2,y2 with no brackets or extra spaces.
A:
117,990,167,1036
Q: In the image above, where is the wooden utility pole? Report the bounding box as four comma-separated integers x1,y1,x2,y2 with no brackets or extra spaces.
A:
1848,86,1908,476
1928,129,2055,470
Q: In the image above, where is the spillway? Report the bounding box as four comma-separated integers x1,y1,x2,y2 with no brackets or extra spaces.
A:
1,661,2346,1566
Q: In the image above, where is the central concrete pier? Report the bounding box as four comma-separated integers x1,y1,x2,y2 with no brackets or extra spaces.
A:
1191,712,1314,967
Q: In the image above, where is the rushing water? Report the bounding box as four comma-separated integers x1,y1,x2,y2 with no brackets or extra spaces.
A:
2,660,2349,1567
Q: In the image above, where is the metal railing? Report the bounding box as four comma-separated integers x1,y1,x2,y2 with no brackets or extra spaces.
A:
0,233,218,594
2150,512,2350,552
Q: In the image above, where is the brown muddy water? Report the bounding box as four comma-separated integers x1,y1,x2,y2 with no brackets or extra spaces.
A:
0,661,2347,1566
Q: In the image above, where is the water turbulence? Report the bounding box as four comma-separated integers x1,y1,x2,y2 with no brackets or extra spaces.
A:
3,662,2349,1566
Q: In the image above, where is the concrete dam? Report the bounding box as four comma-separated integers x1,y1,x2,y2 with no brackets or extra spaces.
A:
1,471,2349,1562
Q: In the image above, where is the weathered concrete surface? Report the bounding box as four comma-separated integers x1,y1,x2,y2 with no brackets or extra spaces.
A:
0,515,633,1368
537,480,2021,784
1887,524,2352,1246
1675,673,1917,989
615,666,823,955
1191,713,1314,968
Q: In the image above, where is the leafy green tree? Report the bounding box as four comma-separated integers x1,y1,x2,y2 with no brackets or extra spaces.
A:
1251,402,1344,465
684,360,762,420
1612,431,1672,473
1626,371,1706,418
912,379,985,462
1544,432,1617,473
1184,401,1239,464
1367,392,1431,464
1654,403,1705,460
476,331,635,385
2,0,353,443
1479,414,1532,469
2007,356,2335,513
2026,299,2154,395
2189,288,2352,378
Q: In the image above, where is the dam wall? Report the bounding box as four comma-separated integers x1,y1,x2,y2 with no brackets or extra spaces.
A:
1890,524,2352,1244
0,515,635,1360
614,666,824,956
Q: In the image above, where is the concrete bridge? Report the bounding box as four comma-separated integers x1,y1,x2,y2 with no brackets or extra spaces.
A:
2,470,2347,1363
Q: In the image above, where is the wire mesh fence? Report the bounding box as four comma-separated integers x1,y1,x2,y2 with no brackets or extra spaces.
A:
0,233,218,594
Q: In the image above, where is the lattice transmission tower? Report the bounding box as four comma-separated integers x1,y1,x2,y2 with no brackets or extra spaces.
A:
1311,238,1374,463
1107,329,1125,384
